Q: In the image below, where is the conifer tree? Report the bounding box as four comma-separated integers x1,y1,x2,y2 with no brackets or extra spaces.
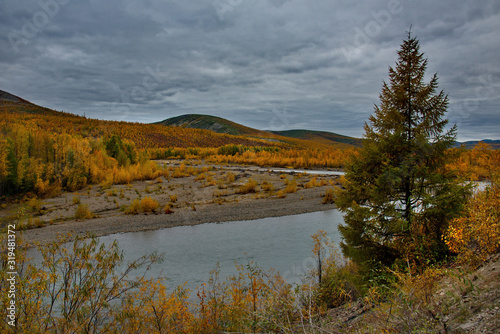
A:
336,33,470,271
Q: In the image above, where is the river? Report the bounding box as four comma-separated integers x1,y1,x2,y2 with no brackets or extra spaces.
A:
92,209,344,292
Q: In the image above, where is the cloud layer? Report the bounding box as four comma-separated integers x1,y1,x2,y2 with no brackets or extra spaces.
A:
1,0,499,140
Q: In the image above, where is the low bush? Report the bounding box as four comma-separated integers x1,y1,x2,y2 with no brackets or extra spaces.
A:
226,172,236,183
322,188,335,204
261,181,274,192
75,204,93,219
305,177,320,189
315,261,362,309
164,204,174,214
140,197,159,213
276,190,287,198
27,197,42,212
125,199,141,214
237,179,258,194
445,183,500,264
73,195,81,205
35,178,62,198
284,179,297,193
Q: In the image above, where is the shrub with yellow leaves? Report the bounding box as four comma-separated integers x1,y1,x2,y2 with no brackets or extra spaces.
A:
445,183,500,264
140,196,159,213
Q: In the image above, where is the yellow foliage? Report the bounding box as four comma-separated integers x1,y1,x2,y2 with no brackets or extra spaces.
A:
164,204,174,214
445,184,500,263
125,199,141,214
169,194,178,203
305,177,320,189
446,144,500,181
237,179,258,194
140,196,159,213
35,178,62,198
34,178,49,197
72,195,81,205
114,280,193,333
27,197,42,212
261,181,274,192
276,189,287,198
226,172,236,183
75,203,93,219
283,178,297,193
113,167,132,184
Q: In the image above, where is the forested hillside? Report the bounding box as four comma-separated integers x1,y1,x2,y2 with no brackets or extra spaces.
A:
1,90,497,198
0,91,355,196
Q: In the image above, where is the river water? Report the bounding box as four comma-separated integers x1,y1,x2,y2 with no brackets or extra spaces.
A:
263,168,345,176
94,209,344,292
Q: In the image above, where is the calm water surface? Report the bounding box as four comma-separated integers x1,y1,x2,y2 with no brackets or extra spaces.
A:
96,209,344,291
264,168,345,176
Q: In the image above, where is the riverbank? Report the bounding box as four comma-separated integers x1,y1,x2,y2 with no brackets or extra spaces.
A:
10,162,341,245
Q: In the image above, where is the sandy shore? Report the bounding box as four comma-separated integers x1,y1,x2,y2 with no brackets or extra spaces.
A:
10,162,341,245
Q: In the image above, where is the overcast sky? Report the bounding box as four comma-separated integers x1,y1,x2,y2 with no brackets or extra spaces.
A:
1,0,499,141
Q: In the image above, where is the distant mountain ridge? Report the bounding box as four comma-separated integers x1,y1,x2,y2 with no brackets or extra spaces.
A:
0,89,62,116
454,139,500,150
0,90,280,149
270,129,363,147
156,114,261,136
2,89,497,150
157,114,363,147
0,90,33,105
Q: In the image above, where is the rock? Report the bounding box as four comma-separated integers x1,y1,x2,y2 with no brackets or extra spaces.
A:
460,322,476,330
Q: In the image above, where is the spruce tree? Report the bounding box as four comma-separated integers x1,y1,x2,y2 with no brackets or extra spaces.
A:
336,33,470,271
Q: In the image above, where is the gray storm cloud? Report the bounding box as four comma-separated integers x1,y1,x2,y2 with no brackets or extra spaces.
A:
1,0,499,141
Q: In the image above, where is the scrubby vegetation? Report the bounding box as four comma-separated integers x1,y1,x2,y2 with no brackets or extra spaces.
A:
1,34,500,333
237,178,258,194
445,182,500,264
139,196,160,213
74,203,93,220
3,186,498,334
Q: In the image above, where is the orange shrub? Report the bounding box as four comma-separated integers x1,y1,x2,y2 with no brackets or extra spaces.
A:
140,197,159,213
